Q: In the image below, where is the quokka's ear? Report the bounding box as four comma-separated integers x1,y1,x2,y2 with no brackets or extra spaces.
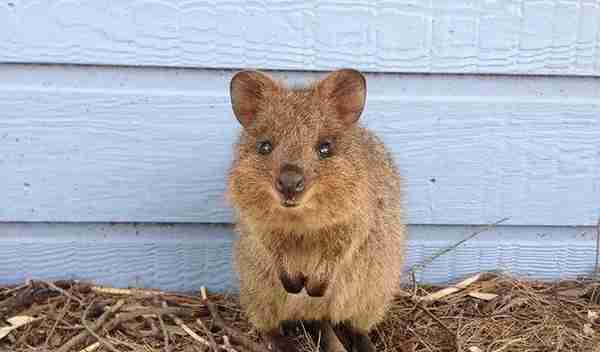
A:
316,69,366,126
229,70,279,128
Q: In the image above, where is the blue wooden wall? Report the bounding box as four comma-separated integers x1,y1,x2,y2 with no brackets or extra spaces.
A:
0,0,599,292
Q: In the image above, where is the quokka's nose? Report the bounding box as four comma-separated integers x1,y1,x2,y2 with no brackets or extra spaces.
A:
275,164,305,200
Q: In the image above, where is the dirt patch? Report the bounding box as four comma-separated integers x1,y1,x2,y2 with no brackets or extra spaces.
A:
1,273,600,351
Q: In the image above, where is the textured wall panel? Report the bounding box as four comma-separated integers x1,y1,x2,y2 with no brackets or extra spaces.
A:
1,65,599,225
1,1,600,75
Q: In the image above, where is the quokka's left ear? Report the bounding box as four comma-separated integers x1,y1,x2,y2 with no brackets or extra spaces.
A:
316,69,366,126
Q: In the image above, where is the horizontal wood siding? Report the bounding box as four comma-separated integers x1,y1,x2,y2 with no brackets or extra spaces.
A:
1,223,596,292
1,1,600,76
1,65,598,225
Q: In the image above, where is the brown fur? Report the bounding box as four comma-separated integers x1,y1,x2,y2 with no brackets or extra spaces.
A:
226,69,405,342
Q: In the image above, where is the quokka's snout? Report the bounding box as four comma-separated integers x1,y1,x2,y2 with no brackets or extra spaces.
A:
275,163,306,206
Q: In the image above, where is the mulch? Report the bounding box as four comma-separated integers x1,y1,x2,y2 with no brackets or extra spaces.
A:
2,273,600,352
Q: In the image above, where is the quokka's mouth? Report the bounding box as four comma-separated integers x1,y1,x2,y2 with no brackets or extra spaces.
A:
281,199,300,208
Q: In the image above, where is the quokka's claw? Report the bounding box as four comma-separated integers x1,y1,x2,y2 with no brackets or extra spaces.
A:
279,271,306,294
305,279,329,297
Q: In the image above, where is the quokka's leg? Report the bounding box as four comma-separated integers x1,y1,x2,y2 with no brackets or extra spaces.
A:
321,321,349,352
333,322,375,352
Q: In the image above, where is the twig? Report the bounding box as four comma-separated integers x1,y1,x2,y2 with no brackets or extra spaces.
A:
92,286,166,296
0,283,30,297
79,342,100,352
106,336,146,351
116,306,199,318
420,273,483,302
157,304,170,351
93,307,196,334
163,301,213,349
56,299,125,352
38,279,84,305
197,318,219,352
455,316,464,352
467,291,499,301
222,335,239,352
406,325,436,352
201,286,270,352
0,316,39,340
44,295,72,347
92,286,207,307
0,288,34,314
137,319,160,337
408,217,510,274
418,303,457,349
99,310,160,335
170,314,212,348
490,338,524,352
81,300,120,352
411,270,418,298
495,297,529,315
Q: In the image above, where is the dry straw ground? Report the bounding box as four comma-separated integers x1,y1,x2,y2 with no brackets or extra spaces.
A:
2,272,600,352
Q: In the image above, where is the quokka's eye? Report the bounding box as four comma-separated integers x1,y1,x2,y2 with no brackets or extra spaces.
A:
257,140,273,155
317,141,333,159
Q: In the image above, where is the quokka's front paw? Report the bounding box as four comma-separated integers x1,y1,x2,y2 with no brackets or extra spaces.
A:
279,271,306,294
305,278,329,297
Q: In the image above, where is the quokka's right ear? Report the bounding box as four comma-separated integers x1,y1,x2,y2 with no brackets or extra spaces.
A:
230,70,279,128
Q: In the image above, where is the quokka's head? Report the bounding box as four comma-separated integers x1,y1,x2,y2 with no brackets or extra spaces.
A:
226,69,371,230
